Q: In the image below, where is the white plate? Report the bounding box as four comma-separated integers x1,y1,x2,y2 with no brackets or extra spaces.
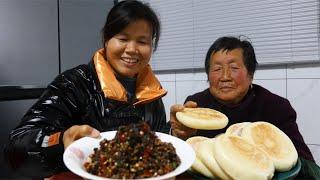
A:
63,131,195,180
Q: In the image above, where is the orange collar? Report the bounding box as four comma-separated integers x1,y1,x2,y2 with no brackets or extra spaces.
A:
93,49,167,105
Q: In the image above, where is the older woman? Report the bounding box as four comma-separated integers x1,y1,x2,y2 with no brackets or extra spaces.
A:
170,36,317,177
5,0,168,178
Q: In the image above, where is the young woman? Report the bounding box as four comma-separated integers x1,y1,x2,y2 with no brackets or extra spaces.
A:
5,0,168,178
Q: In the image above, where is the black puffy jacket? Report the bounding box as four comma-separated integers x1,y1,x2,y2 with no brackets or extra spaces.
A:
4,51,169,178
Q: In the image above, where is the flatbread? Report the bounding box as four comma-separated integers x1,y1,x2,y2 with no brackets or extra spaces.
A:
225,122,251,136
197,138,232,180
176,108,228,130
241,122,298,172
186,136,216,178
213,135,274,180
214,133,225,138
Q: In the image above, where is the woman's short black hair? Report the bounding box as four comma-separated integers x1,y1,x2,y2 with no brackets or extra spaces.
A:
204,36,258,78
102,0,160,51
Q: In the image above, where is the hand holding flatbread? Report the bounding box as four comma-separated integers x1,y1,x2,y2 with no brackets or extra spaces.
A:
176,107,228,130
170,101,198,139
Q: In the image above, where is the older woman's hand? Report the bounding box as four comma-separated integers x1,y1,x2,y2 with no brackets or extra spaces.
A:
62,125,100,149
170,101,198,140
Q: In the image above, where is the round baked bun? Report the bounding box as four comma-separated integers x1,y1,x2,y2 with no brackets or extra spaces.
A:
241,122,298,172
214,133,225,138
186,136,215,178
213,135,274,180
226,122,251,136
197,138,232,180
176,108,228,130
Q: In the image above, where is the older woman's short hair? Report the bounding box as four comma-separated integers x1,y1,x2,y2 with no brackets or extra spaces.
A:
205,36,258,78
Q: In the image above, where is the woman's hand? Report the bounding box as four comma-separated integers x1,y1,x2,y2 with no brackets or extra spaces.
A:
62,125,101,149
170,101,198,140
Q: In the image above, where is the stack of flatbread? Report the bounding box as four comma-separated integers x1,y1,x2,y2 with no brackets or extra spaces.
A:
179,108,298,180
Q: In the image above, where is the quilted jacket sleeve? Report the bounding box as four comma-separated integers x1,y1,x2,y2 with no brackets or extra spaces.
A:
4,66,90,178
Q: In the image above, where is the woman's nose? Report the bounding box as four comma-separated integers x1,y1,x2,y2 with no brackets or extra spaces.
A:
125,41,138,53
221,67,232,80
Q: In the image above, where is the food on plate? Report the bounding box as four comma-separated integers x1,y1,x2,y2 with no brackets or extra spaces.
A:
186,136,215,178
241,121,298,172
83,122,181,179
213,135,275,180
176,108,228,130
197,138,232,180
225,122,251,136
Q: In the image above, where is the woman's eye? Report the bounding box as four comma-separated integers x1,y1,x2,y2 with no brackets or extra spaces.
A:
212,68,221,72
117,37,127,42
231,66,239,70
138,40,150,45
137,41,146,44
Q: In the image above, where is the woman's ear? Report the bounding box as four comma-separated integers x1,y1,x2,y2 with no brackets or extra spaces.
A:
103,41,108,58
249,76,254,83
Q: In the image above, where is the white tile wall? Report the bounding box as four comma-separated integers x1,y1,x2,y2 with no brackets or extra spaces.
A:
175,72,207,81
287,79,320,145
253,79,287,98
155,73,176,121
287,64,320,79
255,67,287,79
159,81,175,121
156,64,320,165
176,80,208,104
155,73,176,82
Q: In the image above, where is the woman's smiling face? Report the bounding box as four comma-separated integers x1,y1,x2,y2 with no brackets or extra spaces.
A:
105,19,153,77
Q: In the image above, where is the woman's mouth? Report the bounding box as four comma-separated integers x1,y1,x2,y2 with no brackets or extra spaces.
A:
121,57,138,66
220,86,234,92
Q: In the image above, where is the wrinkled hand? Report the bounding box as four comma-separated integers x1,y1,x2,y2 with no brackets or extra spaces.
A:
63,125,101,149
170,101,198,140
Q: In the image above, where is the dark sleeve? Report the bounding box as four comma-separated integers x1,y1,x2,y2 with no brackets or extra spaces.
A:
185,94,202,105
184,90,209,106
144,98,170,134
273,98,315,162
185,95,193,104
4,69,88,178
